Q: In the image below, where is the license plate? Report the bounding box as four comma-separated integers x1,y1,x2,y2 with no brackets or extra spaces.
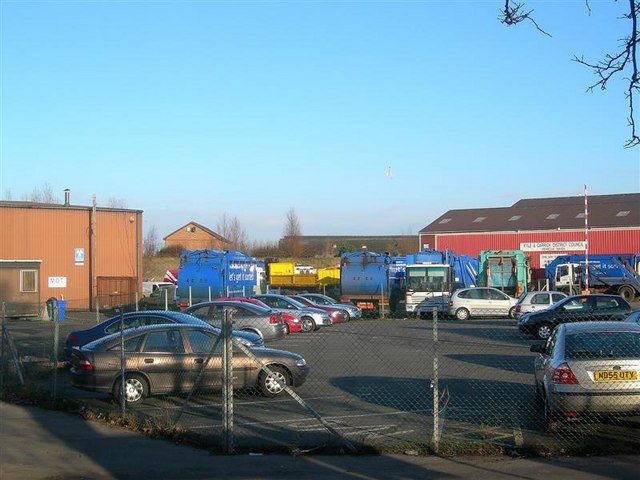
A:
594,370,638,382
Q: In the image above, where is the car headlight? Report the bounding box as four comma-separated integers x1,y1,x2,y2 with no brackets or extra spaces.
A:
296,358,307,367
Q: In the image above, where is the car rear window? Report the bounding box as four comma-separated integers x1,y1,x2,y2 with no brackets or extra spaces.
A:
565,332,640,360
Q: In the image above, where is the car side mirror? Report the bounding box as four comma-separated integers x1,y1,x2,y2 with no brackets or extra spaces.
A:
530,343,545,354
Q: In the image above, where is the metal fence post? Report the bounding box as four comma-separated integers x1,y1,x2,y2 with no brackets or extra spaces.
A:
432,307,440,453
222,309,234,454
135,292,139,311
96,296,100,324
120,309,126,418
53,304,59,399
0,303,5,389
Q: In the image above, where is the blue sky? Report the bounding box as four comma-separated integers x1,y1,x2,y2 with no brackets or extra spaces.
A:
2,0,638,243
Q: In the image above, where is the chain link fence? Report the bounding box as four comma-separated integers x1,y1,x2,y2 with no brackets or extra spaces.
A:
1,299,639,455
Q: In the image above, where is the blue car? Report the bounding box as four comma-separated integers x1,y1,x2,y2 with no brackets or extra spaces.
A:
64,310,263,358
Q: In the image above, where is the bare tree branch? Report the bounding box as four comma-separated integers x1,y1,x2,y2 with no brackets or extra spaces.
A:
501,0,639,148
500,1,551,36
573,0,640,148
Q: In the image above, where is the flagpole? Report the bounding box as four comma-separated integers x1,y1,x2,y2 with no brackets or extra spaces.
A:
584,185,589,293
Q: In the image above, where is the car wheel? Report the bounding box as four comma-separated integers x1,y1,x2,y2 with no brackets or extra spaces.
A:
455,308,470,321
300,317,316,333
113,373,148,405
536,323,553,340
618,285,635,303
343,312,351,322
259,366,289,397
509,306,516,319
544,396,559,433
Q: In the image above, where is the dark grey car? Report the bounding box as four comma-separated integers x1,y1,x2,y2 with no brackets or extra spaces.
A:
183,301,287,342
70,324,309,404
518,294,632,339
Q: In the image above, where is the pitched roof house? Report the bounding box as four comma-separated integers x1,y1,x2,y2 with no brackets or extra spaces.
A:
163,222,231,252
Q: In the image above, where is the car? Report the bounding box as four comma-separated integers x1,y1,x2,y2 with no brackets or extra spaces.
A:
289,295,348,324
297,293,362,320
447,287,518,320
253,294,332,333
70,323,310,404
518,294,633,340
530,321,640,432
217,297,302,334
512,291,567,319
64,310,264,358
183,301,287,342
142,281,174,298
623,310,640,324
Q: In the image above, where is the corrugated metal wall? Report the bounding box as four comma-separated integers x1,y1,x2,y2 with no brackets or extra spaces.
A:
0,205,142,311
419,228,640,281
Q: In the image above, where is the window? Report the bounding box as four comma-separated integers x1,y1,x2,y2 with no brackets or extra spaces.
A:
575,212,586,219
616,210,630,217
531,294,549,305
20,270,38,293
473,217,486,223
438,218,451,224
508,215,522,221
187,330,221,354
546,213,560,220
109,336,144,352
142,331,184,353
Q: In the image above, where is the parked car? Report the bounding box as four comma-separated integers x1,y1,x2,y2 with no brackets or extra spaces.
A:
253,294,332,333
512,291,567,319
64,310,263,358
297,293,362,320
183,301,287,342
217,297,302,334
70,323,310,404
623,310,640,324
518,294,633,340
530,321,640,432
448,287,518,320
142,281,174,298
289,295,348,324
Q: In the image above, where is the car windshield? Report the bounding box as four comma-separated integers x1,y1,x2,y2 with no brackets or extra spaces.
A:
565,331,640,360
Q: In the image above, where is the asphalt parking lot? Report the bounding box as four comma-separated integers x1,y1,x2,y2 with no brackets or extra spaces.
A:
3,311,640,453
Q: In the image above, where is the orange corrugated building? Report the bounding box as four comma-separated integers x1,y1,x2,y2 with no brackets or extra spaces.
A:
0,191,142,316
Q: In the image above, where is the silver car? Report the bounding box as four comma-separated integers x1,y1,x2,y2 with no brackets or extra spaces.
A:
512,290,567,319
531,321,640,432
253,294,332,333
448,287,518,320
298,293,362,320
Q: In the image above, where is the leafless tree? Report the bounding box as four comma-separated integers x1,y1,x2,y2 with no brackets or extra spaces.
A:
216,213,249,251
500,0,640,148
106,197,128,208
143,225,159,257
2,188,12,200
24,183,59,203
281,208,303,257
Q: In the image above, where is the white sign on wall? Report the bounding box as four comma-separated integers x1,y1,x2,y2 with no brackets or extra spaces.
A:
48,277,67,288
520,241,586,252
74,248,85,265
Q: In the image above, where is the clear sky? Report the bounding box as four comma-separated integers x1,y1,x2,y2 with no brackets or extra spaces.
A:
2,0,639,243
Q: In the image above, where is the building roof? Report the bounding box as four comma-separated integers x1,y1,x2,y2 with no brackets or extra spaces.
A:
163,221,230,243
420,193,640,234
0,200,142,213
